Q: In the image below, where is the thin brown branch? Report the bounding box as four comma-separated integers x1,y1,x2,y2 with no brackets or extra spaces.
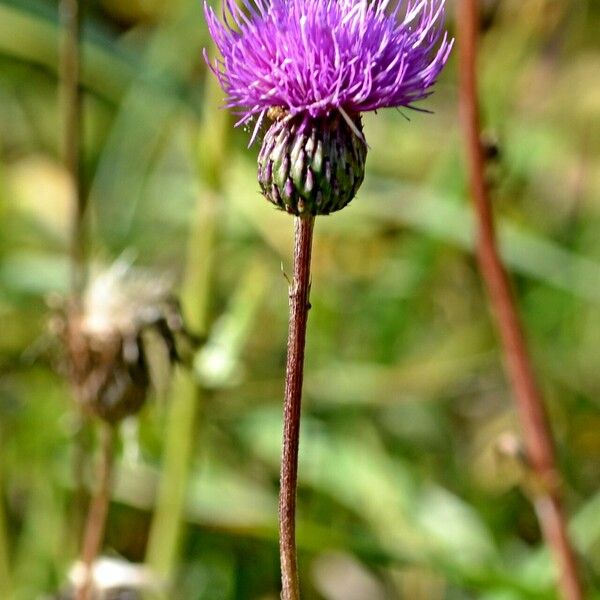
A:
76,424,116,600
59,0,91,556
59,0,86,300
457,2,583,599
279,215,315,600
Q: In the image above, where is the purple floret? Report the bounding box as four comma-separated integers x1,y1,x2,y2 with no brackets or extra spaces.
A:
204,0,453,130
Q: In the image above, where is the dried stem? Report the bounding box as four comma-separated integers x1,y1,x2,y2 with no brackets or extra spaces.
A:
279,215,315,600
76,424,116,600
59,0,92,560
457,2,583,599
59,0,85,300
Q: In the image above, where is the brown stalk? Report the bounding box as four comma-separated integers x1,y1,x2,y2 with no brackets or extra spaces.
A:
457,1,583,598
59,0,92,559
279,215,315,600
76,424,116,600
59,0,85,300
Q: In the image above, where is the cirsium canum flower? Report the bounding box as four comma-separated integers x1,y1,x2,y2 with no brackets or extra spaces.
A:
204,0,453,215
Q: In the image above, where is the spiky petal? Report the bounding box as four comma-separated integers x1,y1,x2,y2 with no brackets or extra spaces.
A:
204,0,453,128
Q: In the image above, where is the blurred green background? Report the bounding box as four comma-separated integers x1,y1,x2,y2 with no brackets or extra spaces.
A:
1,0,600,598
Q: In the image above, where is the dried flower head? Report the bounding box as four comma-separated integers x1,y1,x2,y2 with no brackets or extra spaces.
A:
205,0,453,215
55,259,187,423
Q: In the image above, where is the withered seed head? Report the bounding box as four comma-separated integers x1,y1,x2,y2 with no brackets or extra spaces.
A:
64,315,150,424
56,259,185,424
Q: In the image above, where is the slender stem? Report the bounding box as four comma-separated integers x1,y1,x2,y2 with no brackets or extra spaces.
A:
76,424,116,600
144,371,203,579
145,191,218,581
59,0,85,300
279,215,315,600
0,442,13,600
457,2,583,599
59,0,91,556
71,416,93,557
145,8,227,579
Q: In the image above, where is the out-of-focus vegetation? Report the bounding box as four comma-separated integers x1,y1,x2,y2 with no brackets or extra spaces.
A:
1,0,600,598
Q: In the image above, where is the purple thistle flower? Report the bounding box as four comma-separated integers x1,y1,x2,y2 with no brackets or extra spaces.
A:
204,0,453,133
204,0,453,216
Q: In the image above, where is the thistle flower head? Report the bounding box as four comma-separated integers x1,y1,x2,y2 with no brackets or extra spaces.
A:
204,0,453,216
205,0,453,130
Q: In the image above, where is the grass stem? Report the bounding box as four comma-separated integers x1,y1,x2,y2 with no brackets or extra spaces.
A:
144,190,218,581
0,452,12,600
145,6,227,580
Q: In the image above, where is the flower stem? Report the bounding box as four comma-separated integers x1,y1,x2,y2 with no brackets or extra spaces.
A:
76,423,116,600
279,215,315,600
457,2,583,599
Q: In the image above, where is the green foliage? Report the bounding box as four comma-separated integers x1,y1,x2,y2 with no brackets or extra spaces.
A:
1,0,599,598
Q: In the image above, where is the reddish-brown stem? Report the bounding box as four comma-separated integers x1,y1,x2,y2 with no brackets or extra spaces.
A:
279,215,315,600
457,2,583,599
76,424,116,600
